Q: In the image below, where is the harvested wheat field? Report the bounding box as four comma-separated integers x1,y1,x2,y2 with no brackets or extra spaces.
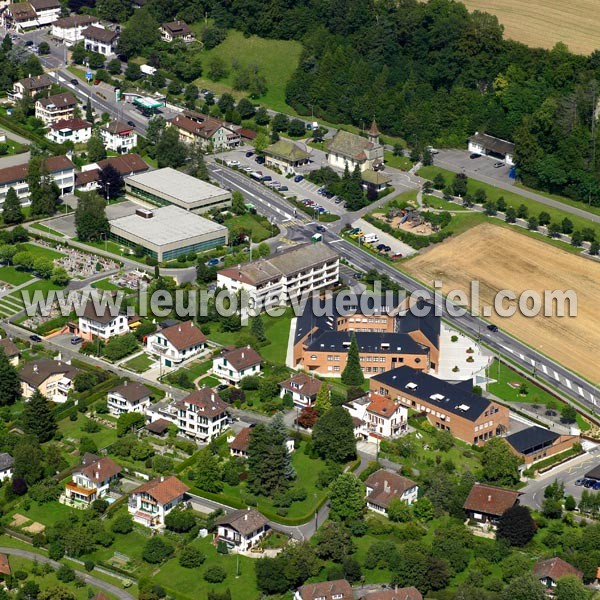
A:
460,0,600,55
403,223,600,383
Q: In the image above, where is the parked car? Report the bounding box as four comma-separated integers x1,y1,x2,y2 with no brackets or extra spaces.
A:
575,479,586,486
255,156,265,164
278,185,288,191
206,258,220,266
294,175,304,182
127,120,136,127
376,243,386,251
494,162,504,168
245,151,254,157
334,197,342,204
584,480,595,488
391,253,403,259
470,153,481,159
262,175,272,182
316,225,326,232
352,273,363,279
226,160,240,167
71,336,83,345
29,334,42,342
593,481,600,491
487,324,499,332
24,40,33,47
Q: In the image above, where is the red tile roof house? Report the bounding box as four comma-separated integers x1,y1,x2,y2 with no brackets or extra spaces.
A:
212,345,262,385
0,553,10,577
174,388,229,442
363,588,423,600
128,475,189,527
533,557,583,590
215,508,269,551
228,425,294,458
63,455,121,507
463,483,522,528
279,372,323,408
294,579,353,600
365,469,418,515
146,320,207,367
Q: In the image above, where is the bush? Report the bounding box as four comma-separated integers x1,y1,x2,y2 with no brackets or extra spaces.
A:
142,536,174,564
179,545,206,568
203,565,227,583
56,565,76,583
111,513,134,534
84,560,95,572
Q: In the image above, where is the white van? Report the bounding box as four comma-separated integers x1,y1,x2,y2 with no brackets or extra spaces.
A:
361,233,379,244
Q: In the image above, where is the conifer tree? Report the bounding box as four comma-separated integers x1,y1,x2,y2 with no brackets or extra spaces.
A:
250,313,266,342
0,348,21,405
342,334,364,386
22,389,57,442
314,383,331,415
3,187,24,224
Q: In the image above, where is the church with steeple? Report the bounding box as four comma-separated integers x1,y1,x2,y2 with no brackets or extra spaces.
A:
325,118,385,173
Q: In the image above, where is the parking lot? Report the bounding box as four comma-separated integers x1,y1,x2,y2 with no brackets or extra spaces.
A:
434,149,513,183
218,147,345,216
351,217,416,258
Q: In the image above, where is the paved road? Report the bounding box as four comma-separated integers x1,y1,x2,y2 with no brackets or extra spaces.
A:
0,547,134,600
208,163,600,412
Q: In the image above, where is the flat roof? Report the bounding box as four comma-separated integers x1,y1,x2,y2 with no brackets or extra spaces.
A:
133,96,164,109
125,167,229,205
109,204,227,247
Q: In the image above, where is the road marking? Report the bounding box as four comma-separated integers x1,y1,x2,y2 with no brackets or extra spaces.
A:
542,364,548,375
579,386,585,397
565,379,572,390
554,370,560,380
329,239,345,244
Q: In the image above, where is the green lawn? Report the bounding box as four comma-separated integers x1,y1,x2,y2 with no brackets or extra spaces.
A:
92,277,134,293
153,535,259,600
30,222,66,237
487,359,590,431
418,165,600,238
192,30,302,113
515,182,600,219
201,375,219,387
383,151,414,171
19,243,65,260
0,266,34,285
81,239,144,263
11,278,67,311
422,194,469,211
59,413,119,449
10,500,76,528
226,213,274,242
122,353,155,373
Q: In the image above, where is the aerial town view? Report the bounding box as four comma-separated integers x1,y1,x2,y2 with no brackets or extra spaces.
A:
0,0,598,599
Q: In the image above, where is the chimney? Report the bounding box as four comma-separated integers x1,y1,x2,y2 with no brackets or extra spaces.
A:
488,495,492,502
241,352,245,359
160,476,164,482
33,364,38,373
124,380,128,386
178,326,181,332
211,393,214,402
383,480,390,494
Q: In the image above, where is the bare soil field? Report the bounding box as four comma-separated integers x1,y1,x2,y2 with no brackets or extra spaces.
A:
403,223,600,383
460,0,600,55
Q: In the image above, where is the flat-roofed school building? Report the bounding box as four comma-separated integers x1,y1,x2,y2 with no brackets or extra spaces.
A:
124,167,232,213
109,205,228,261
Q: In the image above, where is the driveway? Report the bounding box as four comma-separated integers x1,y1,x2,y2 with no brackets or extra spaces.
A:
0,547,134,600
434,149,513,184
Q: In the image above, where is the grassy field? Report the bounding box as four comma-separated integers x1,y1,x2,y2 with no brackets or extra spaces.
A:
0,266,34,285
122,353,155,373
10,500,75,528
31,223,66,237
383,151,414,171
422,194,469,211
194,30,302,113
226,213,274,242
418,165,600,239
460,0,600,55
403,223,600,383
59,413,119,449
20,243,65,260
488,359,590,431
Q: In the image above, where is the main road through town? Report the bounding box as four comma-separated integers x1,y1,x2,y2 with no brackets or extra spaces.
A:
206,162,600,416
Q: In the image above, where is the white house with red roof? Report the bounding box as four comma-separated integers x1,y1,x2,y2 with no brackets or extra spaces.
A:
213,345,262,385
100,120,138,153
47,119,93,144
63,454,121,507
364,469,418,514
146,320,207,367
279,373,323,408
344,391,407,440
128,475,189,527
175,388,229,441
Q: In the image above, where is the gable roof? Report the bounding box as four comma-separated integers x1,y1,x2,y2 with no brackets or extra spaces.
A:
50,118,92,132
326,129,376,161
97,154,148,176
159,320,206,350
365,469,416,508
109,381,151,403
220,346,262,371
30,0,60,9
463,483,522,517
533,557,582,582
169,114,229,139
216,508,268,536
102,120,134,135
52,14,98,28
37,92,77,110
8,2,36,21
20,359,78,387
366,393,402,418
17,74,53,91
229,426,253,453
505,426,561,456
0,337,19,358
82,25,118,44
363,589,422,600
131,476,189,505
265,139,310,162
279,373,322,398
297,579,352,600
81,298,123,324
469,132,515,156
0,155,74,186
0,453,13,471
74,456,121,481
180,388,228,417
162,20,192,36
76,169,101,186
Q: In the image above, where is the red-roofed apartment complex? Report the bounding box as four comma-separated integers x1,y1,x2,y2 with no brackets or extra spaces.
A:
146,320,207,367
128,476,189,527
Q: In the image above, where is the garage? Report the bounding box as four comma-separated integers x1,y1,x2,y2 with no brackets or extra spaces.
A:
468,131,515,165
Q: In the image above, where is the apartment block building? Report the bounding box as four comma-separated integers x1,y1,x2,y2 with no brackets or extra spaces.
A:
35,93,78,125
217,243,339,309
370,366,510,445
